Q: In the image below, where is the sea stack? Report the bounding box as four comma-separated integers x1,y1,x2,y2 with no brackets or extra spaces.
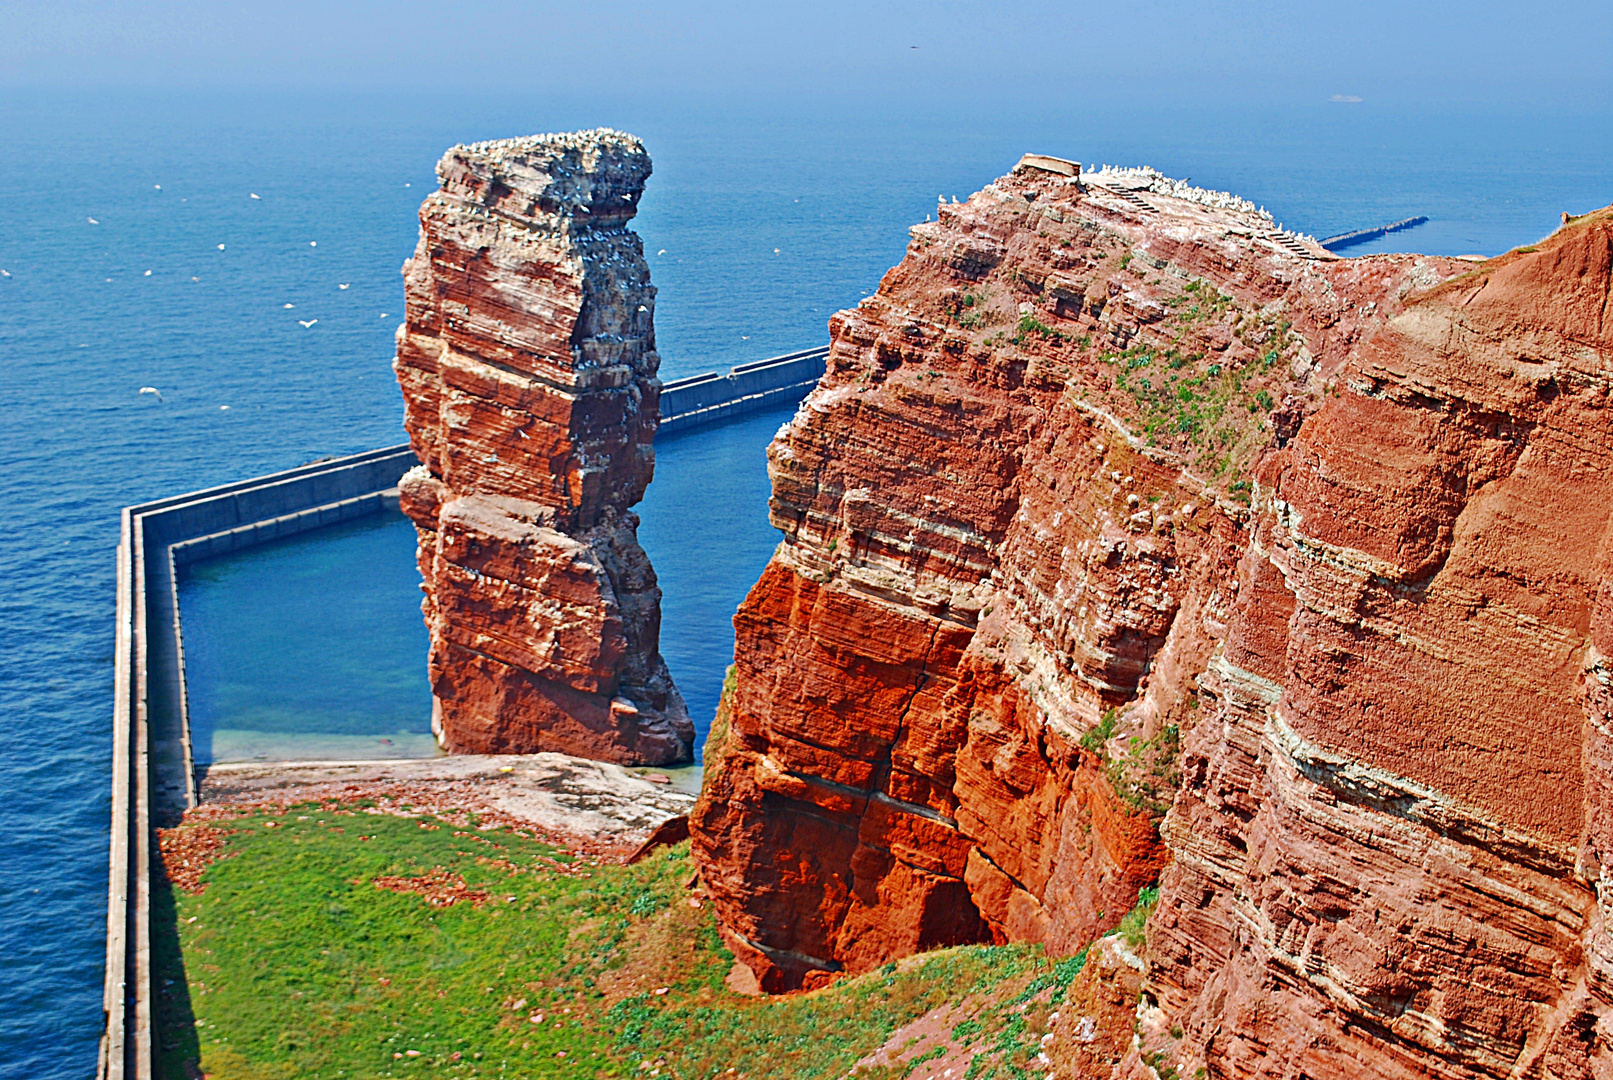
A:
392,129,694,765
691,156,1613,1075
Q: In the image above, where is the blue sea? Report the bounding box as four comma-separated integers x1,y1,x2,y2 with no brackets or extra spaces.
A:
173,406,790,772
0,89,1607,1076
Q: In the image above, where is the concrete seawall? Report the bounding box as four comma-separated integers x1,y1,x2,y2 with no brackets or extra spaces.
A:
658,346,827,434
101,445,417,1080
1320,215,1429,252
99,345,825,1078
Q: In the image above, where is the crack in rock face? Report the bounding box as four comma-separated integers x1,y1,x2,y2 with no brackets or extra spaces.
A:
394,130,693,766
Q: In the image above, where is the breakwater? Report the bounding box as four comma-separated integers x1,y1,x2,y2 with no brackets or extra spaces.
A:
1320,215,1429,251
102,445,417,1080
99,346,824,1078
658,346,828,434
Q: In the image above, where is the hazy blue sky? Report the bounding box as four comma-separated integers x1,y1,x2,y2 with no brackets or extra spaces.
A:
3,0,1609,110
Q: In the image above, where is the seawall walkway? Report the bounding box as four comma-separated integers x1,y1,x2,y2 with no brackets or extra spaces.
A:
659,346,827,434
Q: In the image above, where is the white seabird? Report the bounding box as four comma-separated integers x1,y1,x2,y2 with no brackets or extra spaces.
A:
298,319,317,328
139,387,163,401
88,217,99,224
338,283,349,290
250,193,261,199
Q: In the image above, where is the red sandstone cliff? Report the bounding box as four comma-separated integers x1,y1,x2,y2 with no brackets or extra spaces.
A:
691,155,1613,1076
1149,208,1613,1080
393,130,693,765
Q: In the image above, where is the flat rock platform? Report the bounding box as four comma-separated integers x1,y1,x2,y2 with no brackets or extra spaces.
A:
196,753,697,851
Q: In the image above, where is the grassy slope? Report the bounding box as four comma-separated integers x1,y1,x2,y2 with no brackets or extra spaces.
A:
154,803,1097,1080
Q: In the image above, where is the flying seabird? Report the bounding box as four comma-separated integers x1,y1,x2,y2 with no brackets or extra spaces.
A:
284,303,295,309
144,270,152,276
217,244,226,250
338,283,349,290
309,241,317,247
299,319,317,328
1,270,10,278
88,217,99,224
250,193,261,199
139,387,163,401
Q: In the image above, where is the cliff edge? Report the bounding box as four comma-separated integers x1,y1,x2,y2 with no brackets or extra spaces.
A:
691,154,1613,1078
393,129,694,765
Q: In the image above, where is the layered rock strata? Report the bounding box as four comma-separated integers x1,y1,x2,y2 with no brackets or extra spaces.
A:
692,154,1613,1076
393,130,693,765
1148,208,1613,1080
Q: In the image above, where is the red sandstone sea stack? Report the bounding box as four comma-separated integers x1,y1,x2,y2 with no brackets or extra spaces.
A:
690,154,1613,1077
392,129,694,765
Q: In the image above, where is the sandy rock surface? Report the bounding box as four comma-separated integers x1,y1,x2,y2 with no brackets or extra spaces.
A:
200,753,695,844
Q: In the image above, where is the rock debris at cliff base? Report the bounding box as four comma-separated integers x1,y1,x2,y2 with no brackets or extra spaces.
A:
691,152,1613,1080
393,129,693,765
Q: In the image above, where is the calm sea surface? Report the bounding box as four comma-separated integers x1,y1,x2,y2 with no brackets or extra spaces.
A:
177,513,438,764
1,89,1607,1076
175,405,790,771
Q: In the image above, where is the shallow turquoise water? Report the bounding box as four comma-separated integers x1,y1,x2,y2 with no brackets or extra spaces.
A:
177,511,436,763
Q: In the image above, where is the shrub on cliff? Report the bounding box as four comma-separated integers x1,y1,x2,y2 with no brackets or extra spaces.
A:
1105,724,1181,814
1120,886,1161,949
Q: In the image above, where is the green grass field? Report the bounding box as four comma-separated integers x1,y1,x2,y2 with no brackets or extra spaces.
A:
154,802,1079,1080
